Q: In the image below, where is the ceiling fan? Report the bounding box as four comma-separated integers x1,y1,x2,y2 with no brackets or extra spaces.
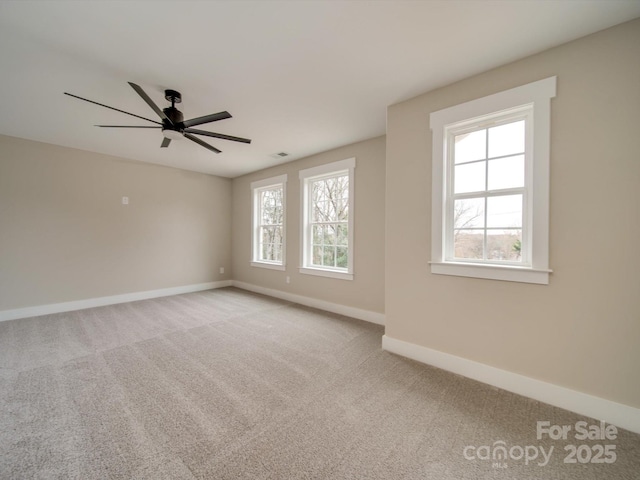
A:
64,82,251,153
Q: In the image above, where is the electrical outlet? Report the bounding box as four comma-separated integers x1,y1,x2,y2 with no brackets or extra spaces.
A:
122,196,129,205
219,267,225,274
286,276,290,284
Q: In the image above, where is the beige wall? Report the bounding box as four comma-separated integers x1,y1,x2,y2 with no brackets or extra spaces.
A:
385,18,640,408
0,135,231,310
232,136,385,314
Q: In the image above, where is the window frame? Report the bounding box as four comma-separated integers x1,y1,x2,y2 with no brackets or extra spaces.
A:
430,77,556,284
445,107,531,266
299,158,355,280
250,174,287,271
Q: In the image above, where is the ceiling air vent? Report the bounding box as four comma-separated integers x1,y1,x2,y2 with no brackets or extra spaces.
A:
271,152,289,159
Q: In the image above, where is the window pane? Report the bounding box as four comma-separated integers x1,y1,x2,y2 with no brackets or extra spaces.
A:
259,190,268,207
339,177,349,200
338,201,348,221
454,230,484,259
312,200,324,222
312,175,349,223
487,194,522,228
488,120,525,158
323,246,335,267
261,188,280,209
325,177,335,194
262,206,273,224
454,129,486,164
261,226,273,246
273,206,283,224
336,224,348,245
454,198,485,229
487,230,522,261
312,225,322,244
262,242,280,262
454,161,485,194
328,199,338,219
259,225,282,262
273,243,282,262
260,187,283,226
273,226,283,245
312,246,323,265
313,181,324,202
336,247,348,268
324,225,336,245
488,155,524,190
333,175,348,198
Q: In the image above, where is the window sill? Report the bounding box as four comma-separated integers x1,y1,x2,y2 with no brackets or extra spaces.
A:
429,261,550,285
299,267,353,281
251,261,286,271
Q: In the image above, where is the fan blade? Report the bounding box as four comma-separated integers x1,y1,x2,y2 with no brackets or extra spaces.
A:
184,133,221,154
182,111,232,128
95,125,161,128
184,128,251,144
161,137,171,148
128,82,172,125
64,92,162,125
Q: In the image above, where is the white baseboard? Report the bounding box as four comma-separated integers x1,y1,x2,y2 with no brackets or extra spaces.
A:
232,280,385,326
382,334,640,435
0,280,233,322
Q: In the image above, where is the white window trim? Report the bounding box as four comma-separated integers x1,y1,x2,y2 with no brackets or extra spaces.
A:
299,158,355,281
429,77,556,284
250,174,287,271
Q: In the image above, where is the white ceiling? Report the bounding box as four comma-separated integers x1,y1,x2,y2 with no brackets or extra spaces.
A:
1,1,639,178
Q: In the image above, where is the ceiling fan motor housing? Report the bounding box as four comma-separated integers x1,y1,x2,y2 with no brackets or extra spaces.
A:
162,105,184,140
163,106,184,128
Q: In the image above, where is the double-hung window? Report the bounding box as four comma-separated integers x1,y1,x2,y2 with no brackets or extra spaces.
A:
299,158,355,280
251,174,287,270
430,77,556,284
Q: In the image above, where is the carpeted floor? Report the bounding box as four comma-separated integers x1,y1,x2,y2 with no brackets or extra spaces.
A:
0,287,638,479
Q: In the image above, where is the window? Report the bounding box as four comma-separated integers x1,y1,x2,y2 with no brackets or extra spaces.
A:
299,158,355,280
251,174,287,270
448,110,528,264
430,77,556,284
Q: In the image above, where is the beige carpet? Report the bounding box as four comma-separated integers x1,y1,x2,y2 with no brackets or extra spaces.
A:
0,287,638,479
